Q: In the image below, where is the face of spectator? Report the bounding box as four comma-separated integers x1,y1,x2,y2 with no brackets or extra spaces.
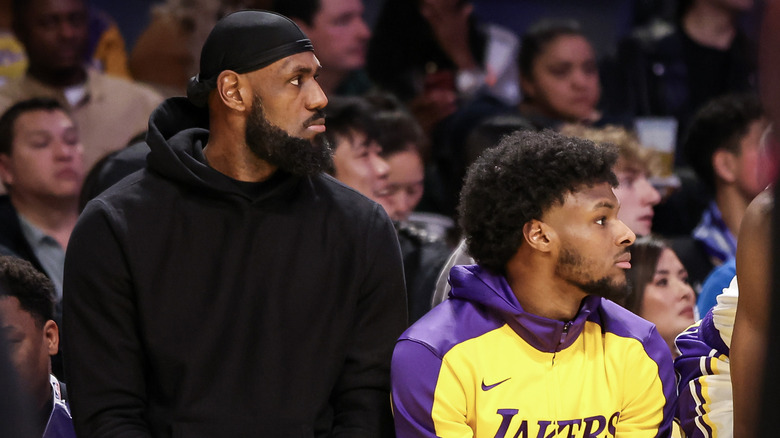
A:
543,182,636,301
0,296,58,408
332,130,394,216
297,0,371,75
521,34,601,122
732,118,770,200
638,248,696,349
0,109,84,200
247,52,329,142
384,148,424,221
14,0,89,73
614,161,661,236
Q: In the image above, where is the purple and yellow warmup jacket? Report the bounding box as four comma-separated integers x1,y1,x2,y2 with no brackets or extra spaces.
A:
673,276,737,437
391,264,676,438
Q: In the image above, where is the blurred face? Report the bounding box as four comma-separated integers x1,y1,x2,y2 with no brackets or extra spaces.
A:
332,130,394,215
298,0,371,74
0,109,84,201
14,0,89,72
248,52,328,141
522,34,601,122
614,162,661,236
384,149,424,221
544,182,636,301
638,248,696,350
732,118,769,200
0,296,58,408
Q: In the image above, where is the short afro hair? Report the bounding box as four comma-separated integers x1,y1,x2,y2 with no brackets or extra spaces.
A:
0,256,55,327
458,129,619,274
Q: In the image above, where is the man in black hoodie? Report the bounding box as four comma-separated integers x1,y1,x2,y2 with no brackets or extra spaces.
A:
62,10,407,437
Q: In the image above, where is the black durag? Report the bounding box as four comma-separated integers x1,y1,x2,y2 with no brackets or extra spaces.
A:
187,10,314,107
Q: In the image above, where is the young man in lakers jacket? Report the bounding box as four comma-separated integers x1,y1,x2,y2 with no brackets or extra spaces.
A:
391,129,676,437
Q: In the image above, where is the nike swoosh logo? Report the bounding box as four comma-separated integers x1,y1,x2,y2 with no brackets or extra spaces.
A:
481,377,511,391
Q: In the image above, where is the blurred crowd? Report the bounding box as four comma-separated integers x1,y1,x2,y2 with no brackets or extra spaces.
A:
0,0,774,436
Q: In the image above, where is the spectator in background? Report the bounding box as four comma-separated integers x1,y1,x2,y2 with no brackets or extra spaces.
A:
0,0,131,86
367,0,520,136
0,255,76,438
367,91,430,223
1,0,162,174
0,98,83,316
607,0,758,163
130,0,271,98
273,0,373,97
669,92,767,292
516,18,632,131
323,95,394,216
325,95,450,325
421,18,627,219
369,93,452,324
518,18,600,129
621,235,696,356
0,0,26,87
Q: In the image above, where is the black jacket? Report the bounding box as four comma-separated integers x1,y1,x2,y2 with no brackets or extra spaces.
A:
62,97,407,437
604,22,756,147
0,196,44,272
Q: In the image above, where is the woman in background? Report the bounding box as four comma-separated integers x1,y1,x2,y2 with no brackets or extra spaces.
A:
622,235,696,356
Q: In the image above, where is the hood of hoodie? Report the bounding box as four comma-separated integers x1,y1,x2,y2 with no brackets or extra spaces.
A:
145,97,300,202
448,264,601,353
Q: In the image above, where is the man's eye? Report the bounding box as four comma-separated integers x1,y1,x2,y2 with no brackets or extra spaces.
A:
596,217,606,226
290,76,301,86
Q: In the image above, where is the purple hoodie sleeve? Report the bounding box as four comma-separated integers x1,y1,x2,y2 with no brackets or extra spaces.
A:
391,339,445,437
674,312,731,437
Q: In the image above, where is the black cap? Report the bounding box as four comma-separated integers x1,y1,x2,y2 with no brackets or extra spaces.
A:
187,10,314,107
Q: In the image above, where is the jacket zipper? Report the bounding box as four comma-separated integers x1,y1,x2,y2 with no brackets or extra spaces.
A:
551,321,572,366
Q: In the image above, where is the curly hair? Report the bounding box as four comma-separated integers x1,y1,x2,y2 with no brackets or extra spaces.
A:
458,129,618,274
0,256,55,327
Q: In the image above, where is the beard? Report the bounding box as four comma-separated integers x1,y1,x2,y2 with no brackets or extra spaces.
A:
245,95,333,176
555,244,629,302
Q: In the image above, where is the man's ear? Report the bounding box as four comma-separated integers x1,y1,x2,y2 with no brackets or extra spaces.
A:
712,148,738,184
43,320,59,356
215,70,247,112
0,154,14,187
523,219,555,253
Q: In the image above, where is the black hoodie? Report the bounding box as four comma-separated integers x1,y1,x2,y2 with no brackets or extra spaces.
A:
62,98,407,437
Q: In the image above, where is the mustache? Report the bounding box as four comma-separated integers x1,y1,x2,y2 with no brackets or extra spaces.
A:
304,110,326,127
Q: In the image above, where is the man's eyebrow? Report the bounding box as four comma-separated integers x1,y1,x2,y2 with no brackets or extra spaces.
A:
593,200,616,210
